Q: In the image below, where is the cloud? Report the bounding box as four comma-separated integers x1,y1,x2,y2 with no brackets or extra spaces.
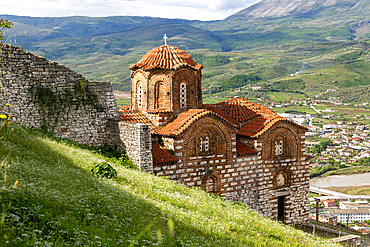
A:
0,0,262,21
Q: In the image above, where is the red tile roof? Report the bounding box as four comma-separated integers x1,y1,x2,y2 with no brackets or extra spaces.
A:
236,140,258,156
201,97,260,124
237,115,282,138
119,105,130,111
119,110,158,134
152,143,178,166
118,97,307,139
157,109,237,137
202,97,307,139
129,45,203,71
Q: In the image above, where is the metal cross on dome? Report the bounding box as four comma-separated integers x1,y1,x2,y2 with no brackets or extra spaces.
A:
163,34,168,45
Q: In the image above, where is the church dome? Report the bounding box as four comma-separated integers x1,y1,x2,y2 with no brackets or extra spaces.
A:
129,45,203,71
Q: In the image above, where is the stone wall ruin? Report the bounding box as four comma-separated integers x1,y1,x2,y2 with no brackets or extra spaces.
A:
0,43,119,146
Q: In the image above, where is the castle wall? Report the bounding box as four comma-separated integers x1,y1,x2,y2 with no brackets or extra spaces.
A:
0,44,119,146
116,122,153,172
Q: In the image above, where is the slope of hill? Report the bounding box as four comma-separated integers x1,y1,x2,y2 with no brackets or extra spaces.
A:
0,124,337,246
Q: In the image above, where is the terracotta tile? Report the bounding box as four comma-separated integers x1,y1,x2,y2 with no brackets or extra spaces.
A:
129,45,202,71
236,140,258,156
152,143,178,165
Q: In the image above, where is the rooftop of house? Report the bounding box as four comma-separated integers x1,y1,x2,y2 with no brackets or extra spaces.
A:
129,45,203,71
330,208,370,214
341,201,370,208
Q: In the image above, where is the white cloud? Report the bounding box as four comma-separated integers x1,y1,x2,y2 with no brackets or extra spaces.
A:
0,0,261,21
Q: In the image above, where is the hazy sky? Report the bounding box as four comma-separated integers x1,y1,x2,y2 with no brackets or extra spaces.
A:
0,0,262,21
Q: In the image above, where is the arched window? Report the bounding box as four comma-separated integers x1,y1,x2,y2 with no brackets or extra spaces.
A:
180,82,186,109
137,83,142,109
275,139,283,156
200,136,209,152
276,173,285,188
201,172,220,194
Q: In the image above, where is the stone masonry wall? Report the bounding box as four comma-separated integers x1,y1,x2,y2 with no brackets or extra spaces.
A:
116,122,153,172
0,43,119,146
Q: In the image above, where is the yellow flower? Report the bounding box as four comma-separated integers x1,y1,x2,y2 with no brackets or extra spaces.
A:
5,103,11,107
14,179,19,187
0,114,7,119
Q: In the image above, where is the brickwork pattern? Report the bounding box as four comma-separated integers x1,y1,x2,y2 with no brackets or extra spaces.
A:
152,120,309,225
0,44,119,146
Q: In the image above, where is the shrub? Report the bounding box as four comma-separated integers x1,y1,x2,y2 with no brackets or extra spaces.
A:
89,162,117,179
118,156,138,170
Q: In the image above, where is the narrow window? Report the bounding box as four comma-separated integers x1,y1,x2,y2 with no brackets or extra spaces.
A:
200,136,209,152
275,139,283,156
137,84,142,109
180,82,186,109
154,82,163,109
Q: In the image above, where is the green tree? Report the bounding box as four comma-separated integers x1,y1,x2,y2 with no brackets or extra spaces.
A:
0,19,13,40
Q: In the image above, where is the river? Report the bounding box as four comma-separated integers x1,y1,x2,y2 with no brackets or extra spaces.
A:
310,172,370,188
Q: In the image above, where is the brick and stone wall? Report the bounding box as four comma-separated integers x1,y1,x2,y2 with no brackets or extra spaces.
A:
0,43,119,146
152,119,309,225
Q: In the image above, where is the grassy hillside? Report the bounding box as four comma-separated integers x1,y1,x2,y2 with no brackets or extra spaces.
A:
0,124,337,246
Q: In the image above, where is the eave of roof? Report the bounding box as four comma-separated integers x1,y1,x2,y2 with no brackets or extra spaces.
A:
157,109,237,137
237,115,309,139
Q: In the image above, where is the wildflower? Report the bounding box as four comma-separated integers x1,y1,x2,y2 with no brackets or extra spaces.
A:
0,114,7,119
5,103,11,107
14,179,19,187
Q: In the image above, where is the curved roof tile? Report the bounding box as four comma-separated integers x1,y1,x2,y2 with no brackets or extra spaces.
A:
152,143,178,166
129,45,203,71
201,97,274,124
236,140,258,156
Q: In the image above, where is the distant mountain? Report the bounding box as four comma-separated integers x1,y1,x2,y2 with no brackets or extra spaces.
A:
2,1,370,102
227,0,370,20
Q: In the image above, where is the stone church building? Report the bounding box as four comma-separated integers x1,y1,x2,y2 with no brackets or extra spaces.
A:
116,44,310,224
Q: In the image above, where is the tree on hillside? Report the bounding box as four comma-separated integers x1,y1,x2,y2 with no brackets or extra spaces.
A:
0,19,13,41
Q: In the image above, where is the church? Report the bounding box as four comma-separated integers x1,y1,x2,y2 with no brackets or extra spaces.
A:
115,41,310,224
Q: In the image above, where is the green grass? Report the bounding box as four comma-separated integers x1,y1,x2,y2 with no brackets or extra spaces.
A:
116,99,130,107
309,192,321,198
268,92,290,102
272,105,316,114
0,124,338,246
202,96,230,104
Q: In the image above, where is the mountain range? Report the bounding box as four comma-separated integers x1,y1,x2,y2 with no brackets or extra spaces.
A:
1,0,370,103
